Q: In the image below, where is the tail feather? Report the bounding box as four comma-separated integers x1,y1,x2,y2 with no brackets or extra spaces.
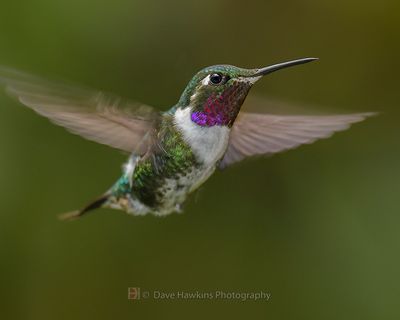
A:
58,194,110,221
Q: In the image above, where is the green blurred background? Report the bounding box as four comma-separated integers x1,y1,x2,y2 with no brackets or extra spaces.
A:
0,0,399,318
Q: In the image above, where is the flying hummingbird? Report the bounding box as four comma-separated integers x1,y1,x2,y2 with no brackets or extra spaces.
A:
0,58,374,219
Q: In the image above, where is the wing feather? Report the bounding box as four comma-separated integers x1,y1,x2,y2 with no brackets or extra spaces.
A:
0,66,159,154
220,112,375,168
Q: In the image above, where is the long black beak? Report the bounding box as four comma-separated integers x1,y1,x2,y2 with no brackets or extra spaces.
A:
252,57,318,77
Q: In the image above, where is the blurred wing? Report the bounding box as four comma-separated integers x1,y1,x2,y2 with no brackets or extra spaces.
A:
220,112,375,169
0,66,159,154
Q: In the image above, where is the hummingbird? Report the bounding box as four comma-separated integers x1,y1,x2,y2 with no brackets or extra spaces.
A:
0,58,374,219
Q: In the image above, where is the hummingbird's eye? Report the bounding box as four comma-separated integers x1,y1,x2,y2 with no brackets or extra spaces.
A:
209,73,223,85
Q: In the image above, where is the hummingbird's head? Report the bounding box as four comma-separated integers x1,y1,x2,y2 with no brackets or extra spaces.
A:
178,58,317,127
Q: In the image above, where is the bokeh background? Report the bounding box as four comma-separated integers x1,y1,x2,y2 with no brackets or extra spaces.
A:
0,0,399,319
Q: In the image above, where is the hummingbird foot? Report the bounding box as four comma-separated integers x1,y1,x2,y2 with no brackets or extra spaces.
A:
175,204,183,213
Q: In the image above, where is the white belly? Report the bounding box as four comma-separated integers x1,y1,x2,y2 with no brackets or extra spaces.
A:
153,165,216,216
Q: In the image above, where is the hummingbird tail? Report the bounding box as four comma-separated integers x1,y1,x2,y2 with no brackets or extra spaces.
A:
58,193,110,221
